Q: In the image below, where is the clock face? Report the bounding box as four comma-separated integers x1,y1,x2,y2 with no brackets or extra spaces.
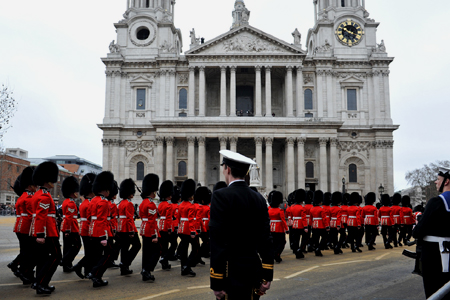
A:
335,19,364,47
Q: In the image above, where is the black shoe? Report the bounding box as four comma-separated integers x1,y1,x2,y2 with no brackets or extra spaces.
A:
398,242,403,247
197,259,205,265
355,247,362,253
141,270,155,282
334,248,341,255
181,266,196,277
36,285,52,295
120,267,133,276
72,264,85,279
295,252,305,259
92,278,108,288
31,283,37,290
275,257,282,263
315,250,323,257
160,260,171,270
368,245,376,250
63,265,73,273
7,262,18,274
108,261,120,268
46,285,55,292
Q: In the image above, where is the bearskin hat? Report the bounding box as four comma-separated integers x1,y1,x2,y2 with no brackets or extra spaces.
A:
141,173,159,198
172,186,181,203
331,192,342,206
195,186,212,205
342,193,350,205
181,179,196,200
13,175,23,196
295,189,306,204
349,192,360,205
305,190,314,204
365,192,376,205
213,181,227,192
313,190,324,206
108,180,119,201
402,195,411,207
119,178,136,199
413,204,424,213
92,171,115,195
19,167,35,191
381,194,391,206
80,173,96,198
32,161,59,186
62,176,80,199
392,193,402,205
159,180,174,200
323,192,332,206
269,190,283,208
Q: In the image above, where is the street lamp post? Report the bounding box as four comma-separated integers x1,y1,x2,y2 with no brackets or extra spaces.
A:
378,183,385,201
342,176,346,194
305,184,310,192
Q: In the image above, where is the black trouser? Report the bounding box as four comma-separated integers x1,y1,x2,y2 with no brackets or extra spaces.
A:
159,231,170,262
305,225,312,249
365,225,378,246
17,233,34,279
290,228,308,253
178,234,195,268
79,235,93,275
226,286,261,300
90,238,113,279
188,235,201,265
357,225,365,246
167,228,178,258
391,224,400,246
111,232,121,261
381,225,393,246
11,232,23,267
399,224,413,243
271,232,286,260
288,226,293,250
338,224,347,246
311,228,327,251
347,226,359,249
329,228,339,249
142,236,161,272
35,237,62,287
199,231,210,257
422,241,450,299
61,232,81,268
119,233,141,267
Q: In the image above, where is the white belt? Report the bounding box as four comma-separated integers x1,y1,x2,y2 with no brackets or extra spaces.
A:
64,215,78,219
32,214,36,217
107,217,111,220
119,216,127,219
181,218,188,221
116,216,118,219
424,236,450,272
293,217,302,220
331,217,337,220
194,218,197,220
365,215,374,217
142,218,149,221
160,216,166,220
270,220,281,223
381,216,390,218
313,218,322,220
81,218,87,221
404,216,411,218
342,214,348,217
16,215,20,217
202,218,209,221
393,215,400,217
21,213,28,216
91,216,97,220
306,215,310,217
348,216,356,219
47,214,56,218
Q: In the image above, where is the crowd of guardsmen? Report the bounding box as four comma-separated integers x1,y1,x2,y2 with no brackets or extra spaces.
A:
6,160,425,295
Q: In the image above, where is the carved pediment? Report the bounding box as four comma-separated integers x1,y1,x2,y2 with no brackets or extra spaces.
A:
186,25,305,56
130,75,154,88
339,76,364,88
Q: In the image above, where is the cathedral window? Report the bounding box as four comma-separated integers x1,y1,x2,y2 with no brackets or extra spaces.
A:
137,162,145,181
341,0,346,7
178,161,187,177
179,113,187,117
349,164,357,182
136,89,146,110
306,162,314,178
146,0,150,8
137,28,150,40
304,89,313,110
347,89,357,111
179,88,187,109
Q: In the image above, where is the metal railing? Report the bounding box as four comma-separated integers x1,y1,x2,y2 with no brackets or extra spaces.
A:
429,281,450,300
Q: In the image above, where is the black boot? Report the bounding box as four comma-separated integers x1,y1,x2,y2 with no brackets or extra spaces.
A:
72,263,85,279
120,264,133,276
315,250,323,257
63,265,73,273
159,259,171,270
36,285,52,295
181,266,196,277
295,251,305,259
334,247,341,255
141,270,155,282
92,278,108,288
368,244,376,251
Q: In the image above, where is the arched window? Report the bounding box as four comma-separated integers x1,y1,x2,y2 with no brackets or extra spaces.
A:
349,164,357,183
179,88,187,109
137,162,145,181
178,161,187,177
304,89,313,110
306,162,314,178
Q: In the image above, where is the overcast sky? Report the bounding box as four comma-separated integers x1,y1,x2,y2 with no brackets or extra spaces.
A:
0,0,449,192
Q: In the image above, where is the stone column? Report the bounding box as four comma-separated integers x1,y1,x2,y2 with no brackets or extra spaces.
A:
220,66,227,117
373,71,381,121
255,66,262,116
199,66,206,117
159,70,166,117
329,138,339,192
114,71,121,119
383,71,391,119
386,140,394,195
120,73,127,120
265,66,272,117
296,66,304,117
198,136,206,186
367,72,374,121
230,66,236,117
102,139,111,171
326,71,334,118
219,136,228,181
265,137,273,191
187,136,196,179
104,72,112,119
286,137,296,193
286,66,294,117
188,66,195,116
297,137,306,190
314,1,318,22
375,140,384,193
155,136,164,177
362,0,365,8
319,138,328,191
169,70,176,117
229,136,238,153
255,137,263,185
166,137,174,181
316,70,324,118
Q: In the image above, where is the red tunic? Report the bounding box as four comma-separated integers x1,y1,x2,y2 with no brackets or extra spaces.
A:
362,205,378,225
194,203,202,232
18,191,34,235
118,199,137,233
201,204,210,232
171,202,179,231
340,205,348,225
286,205,293,227
89,195,112,240
178,201,196,236
401,207,414,225
357,206,364,226
290,204,308,229
379,206,393,226
329,206,342,228
268,207,288,233
310,206,330,229
109,201,118,233
346,206,361,227
14,193,26,233
157,201,172,232
61,198,79,233
79,199,91,237
390,205,403,225
139,198,159,238
322,205,331,224
32,189,58,238
303,203,313,226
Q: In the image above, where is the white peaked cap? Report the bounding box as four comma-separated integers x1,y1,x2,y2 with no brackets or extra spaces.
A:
220,150,256,166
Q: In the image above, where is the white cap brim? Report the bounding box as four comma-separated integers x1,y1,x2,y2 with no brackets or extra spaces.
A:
220,150,256,165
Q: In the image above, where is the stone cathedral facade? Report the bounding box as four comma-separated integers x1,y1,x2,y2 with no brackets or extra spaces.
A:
99,0,398,199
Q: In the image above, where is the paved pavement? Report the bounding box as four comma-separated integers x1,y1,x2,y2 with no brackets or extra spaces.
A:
0,216,425,299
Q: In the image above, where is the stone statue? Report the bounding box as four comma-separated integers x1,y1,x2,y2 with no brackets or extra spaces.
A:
109,40,119,53
249,158,261,186
160,40,174,53
292,28,301,45
323,39,332,51
377,40,386,52
190,28,199,45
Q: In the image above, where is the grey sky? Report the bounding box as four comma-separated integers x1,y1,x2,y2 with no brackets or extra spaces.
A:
0,0,449,191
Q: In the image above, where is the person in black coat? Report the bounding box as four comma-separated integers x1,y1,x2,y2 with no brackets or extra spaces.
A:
210,150,274,300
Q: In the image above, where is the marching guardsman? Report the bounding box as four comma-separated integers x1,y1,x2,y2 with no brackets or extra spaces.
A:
139,173,160,282
117,178,141,275
330,192,343,254
347,192,362,253
9,174,24,279
191,189,203,266
379,194,394,249
158,180,174,270
107,181,121,268
304,191,314,252
399,195,414,245
413,167,450,298
167,186,181,261
286,192,294,251
390,193,404,247
289,189,308,259
322,192,332,250
88,171,115,288
339,193,350,248
310,190,329,256
178,179,197,277
198,187,212,259
268,191,288,263
31,161,61,295
75,173,96,279
193,187,211,265
60,176,81,273
362,192,378,250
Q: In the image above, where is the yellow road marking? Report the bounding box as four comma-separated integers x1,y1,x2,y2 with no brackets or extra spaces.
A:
375,253,390,260
187,285,210,290
322,260,370,267
284,266,319,279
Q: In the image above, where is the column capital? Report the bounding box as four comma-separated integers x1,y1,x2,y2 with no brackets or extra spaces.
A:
254,137,263,145
319,137,328,146
197,136,206,145
156,136,164,146
229,136,238,145
297,137,306,145
160,69,167,76
230,65,237,71
264,65,272,71
286,137,296,145
198,66,206,71
330,138,339,147
168,70,176,76
255,65,262,71
296,65,303,71
219,136,228,145
286,65,294,71
265,137,274,145
166,137,175,145
188,66,196,72
187,136,196,144
220,66,227,71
